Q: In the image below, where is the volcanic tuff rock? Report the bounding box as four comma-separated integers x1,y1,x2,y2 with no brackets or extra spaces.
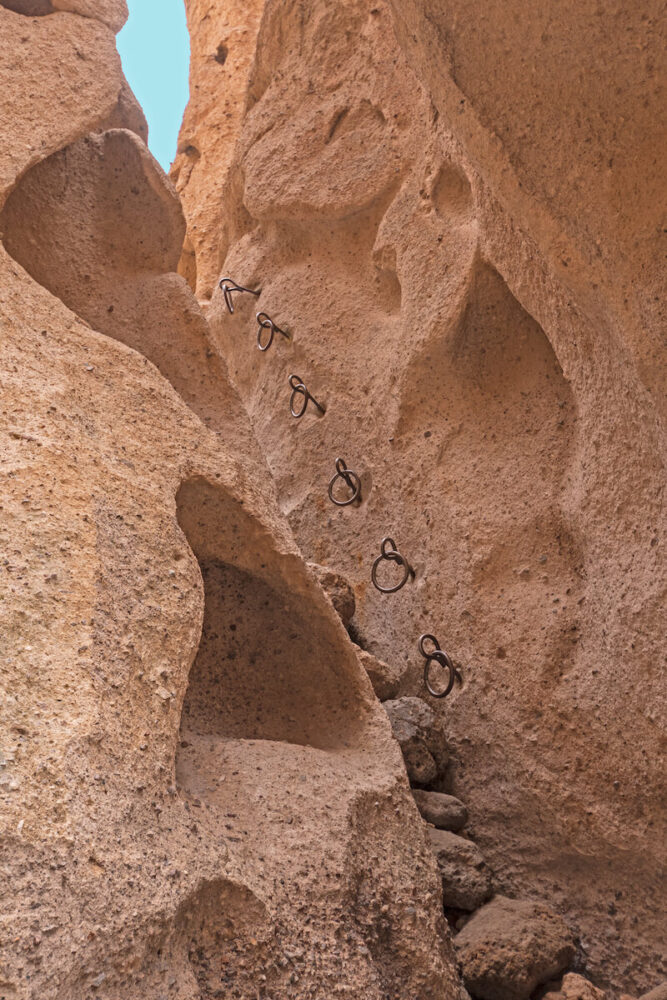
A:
427,829,493,912
0,3,461,998
455,896,576,1000
176,0,666,992
542,973,609,1000
413,790,469,832
384,696,450,785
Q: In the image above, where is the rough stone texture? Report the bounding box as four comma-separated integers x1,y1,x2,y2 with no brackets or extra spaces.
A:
178,0,666,991
355,646,403,701
384,696,449,785
171,0,266,296
307,560,356,625
455,896,576,1000
542,973,608,1000
413,789,468,832
0,7,462,999
428,829,493,911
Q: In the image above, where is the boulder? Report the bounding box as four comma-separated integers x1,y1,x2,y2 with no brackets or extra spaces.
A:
455,895,576,1000
383,696,449,785
413,789,468,831
427,829,492,911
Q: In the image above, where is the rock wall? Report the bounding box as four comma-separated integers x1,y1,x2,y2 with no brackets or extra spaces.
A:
176,0,666,994
0,3,462,998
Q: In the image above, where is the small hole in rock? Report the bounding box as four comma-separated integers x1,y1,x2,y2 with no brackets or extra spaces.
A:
215,42,228,65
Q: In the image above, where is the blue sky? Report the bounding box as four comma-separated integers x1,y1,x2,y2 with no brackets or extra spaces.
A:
117,0,191,171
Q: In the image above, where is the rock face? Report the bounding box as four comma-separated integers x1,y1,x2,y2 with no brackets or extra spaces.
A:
455,896,576,1000
176,0,666,992
0,5,461,998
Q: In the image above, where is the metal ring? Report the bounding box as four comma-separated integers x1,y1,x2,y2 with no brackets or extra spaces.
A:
328,458,362,506
256,312,289,352
218,277,260,315
289,374,325,419
371,537,414,593
419,634,456,699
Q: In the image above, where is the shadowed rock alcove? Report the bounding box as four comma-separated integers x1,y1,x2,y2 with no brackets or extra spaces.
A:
175,475,363,755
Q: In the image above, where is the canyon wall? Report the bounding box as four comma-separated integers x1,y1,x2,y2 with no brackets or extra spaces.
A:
0,3,462,998
175,0,666,994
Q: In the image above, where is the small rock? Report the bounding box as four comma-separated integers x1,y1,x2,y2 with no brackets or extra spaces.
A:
455,895,576,1000
383,696,449,785
542,973,607,1000
413,789,468,831
354,645,402,700
427,829,492,911
307,562,355,625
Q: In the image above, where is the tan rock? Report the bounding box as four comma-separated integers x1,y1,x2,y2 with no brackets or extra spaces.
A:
542,973,607,1000
455,896,576,1000
179,0,666,991
384,696,449,784
428,829,493,911
413,789,468,832
356,645,403,701
307,560,356,625
170,0,267,297
52,0,128,31
0,9,462,999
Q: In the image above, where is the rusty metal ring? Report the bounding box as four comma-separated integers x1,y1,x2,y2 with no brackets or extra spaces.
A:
419,634,456,699
218,277,260,315
289,374,325,419
328,457,362,506
371,537,414,593
256,312,289,352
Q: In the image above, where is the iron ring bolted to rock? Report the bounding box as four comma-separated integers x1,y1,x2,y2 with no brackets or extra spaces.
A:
328,457,362,506
289,374,326,419
419,633,456,699
218,277,260,314
371,537,415,593
256,311,290,352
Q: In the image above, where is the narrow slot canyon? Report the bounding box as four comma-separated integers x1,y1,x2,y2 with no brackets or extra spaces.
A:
1,1,664,1000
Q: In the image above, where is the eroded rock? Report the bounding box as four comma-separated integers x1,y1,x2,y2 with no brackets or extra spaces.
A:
307,561,356,626
542,973,608,1000
428,829,493,911
354,645,403,700
177,0,666,991
413,789,468,831
455,896,576,1000
384,696,449,785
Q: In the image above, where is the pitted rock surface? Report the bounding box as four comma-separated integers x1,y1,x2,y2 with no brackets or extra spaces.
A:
428,829,493,912
174,0,666,991
0,6,462,998
455,896,576,1000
